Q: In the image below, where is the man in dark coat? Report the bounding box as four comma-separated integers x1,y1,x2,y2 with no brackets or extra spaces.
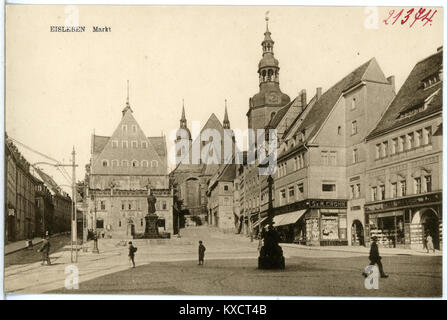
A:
128,241,137,268
198,240,206,265
38,236,51,266
367,236,388,278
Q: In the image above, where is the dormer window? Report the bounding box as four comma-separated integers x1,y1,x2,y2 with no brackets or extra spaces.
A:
422,72,441,89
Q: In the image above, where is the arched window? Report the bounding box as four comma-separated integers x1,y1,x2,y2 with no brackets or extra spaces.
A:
141,160,149,167
121,160,129,167
151,160,159,167
102,160,109,167
132,160,139,167
111,160,119,167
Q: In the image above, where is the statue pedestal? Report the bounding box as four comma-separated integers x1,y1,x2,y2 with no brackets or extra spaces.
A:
258,244,285,269
144,214,159,239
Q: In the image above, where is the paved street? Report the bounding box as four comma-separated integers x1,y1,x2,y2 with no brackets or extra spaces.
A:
4,227,442,297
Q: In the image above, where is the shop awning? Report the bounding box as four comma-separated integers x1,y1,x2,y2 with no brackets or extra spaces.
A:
273,210,307,227
252,216,268,229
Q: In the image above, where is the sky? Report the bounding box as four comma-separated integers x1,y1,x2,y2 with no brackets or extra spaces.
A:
5,5,443,193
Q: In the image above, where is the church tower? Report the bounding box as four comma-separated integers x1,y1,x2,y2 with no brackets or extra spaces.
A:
175,101,192,164
247,14,290,134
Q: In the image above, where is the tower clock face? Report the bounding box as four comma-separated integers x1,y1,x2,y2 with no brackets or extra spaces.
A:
267,92,279,104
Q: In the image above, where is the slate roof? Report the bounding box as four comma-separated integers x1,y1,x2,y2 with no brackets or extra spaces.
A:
92,134,166,157
367,49,443,140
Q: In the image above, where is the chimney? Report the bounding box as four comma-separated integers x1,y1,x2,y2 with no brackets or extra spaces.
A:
300,89,307,106
387,75,395,92
316,87,322,100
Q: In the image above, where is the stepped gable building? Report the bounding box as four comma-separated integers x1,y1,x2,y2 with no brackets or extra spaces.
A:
272,57,395,246
86,93,173,238
365,47,443,250
170,102,235,223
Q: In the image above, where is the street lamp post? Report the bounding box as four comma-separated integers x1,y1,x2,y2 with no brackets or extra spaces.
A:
92,193,99,254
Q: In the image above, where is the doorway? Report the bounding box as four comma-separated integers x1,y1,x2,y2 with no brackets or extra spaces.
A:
421,209,440,250
351,220,365,246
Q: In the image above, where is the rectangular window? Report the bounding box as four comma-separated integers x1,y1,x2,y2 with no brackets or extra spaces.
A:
297,183,304,194
351,98,357,110
128,202,132,210
400,180,407,197
372,186,377,200
141,141,148,149
293,157,298,171
132,141,138,148
322,184,336,192
280,189,286,199
100,200,106,210
352,149,358,164
321,151,328,166
121,201,125,210
329,151,337,165
391,182,397,198
355,184,361,198
415,129,423,147
132,125,137,133
112,140,118,148
414,177,422,194
382,141,388,158
350,185,355,199
288,186,295,199
379,185,385,200
425,175,432,193
122,125,127,132
224,185,229,191
162,201,167,210
407,133,414,150
391,138,398,155
375,144,380,159
398,136,405,152
424,126,432,145
351,120,358,135
122,141,128,149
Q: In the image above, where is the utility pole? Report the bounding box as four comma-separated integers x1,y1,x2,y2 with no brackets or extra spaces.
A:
72,147,78,263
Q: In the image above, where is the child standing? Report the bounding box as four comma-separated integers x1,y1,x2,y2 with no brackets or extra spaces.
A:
198,240,206,265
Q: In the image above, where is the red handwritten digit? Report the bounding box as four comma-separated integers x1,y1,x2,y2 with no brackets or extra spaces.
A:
384,10,395,25
410,8,426,27
392,9,404,25
422,9,437,26
401,8,414,25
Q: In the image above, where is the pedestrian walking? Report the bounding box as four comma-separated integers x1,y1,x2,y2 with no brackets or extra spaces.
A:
128,241,137,268
38,235,51,266
426,233,435,253
198,240,206,265
364,236,388,278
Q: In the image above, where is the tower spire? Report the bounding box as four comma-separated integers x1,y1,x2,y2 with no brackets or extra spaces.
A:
180,99,187,129
122,80,133,116
223,99,230,129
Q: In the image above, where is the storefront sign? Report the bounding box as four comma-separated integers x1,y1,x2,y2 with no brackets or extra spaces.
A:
365,192,441,213
309,199,347,209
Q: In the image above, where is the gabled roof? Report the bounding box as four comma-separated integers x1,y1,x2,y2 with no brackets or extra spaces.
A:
33,166,67,197
278,58,386,160
367,49,443,140
91,108,166,175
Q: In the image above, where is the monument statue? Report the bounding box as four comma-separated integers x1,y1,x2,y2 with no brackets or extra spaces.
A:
258,223,285,269
144,185,159,238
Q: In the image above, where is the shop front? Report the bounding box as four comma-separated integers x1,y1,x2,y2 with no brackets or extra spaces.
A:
364,192,442,249
273,199,348,246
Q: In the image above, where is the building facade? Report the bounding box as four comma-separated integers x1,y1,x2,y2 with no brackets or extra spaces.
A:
5,137,39,242
273,58,395,246
85,97,173,238
170,104,235,225
206,163,237,231
364,47,443,249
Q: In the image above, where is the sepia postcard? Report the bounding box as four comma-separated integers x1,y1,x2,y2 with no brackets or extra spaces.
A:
1,2,445,303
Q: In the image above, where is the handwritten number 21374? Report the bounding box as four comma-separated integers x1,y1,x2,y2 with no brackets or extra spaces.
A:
384,8,437,27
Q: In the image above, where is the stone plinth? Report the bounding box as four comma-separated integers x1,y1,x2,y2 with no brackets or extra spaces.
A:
143,214,159,239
